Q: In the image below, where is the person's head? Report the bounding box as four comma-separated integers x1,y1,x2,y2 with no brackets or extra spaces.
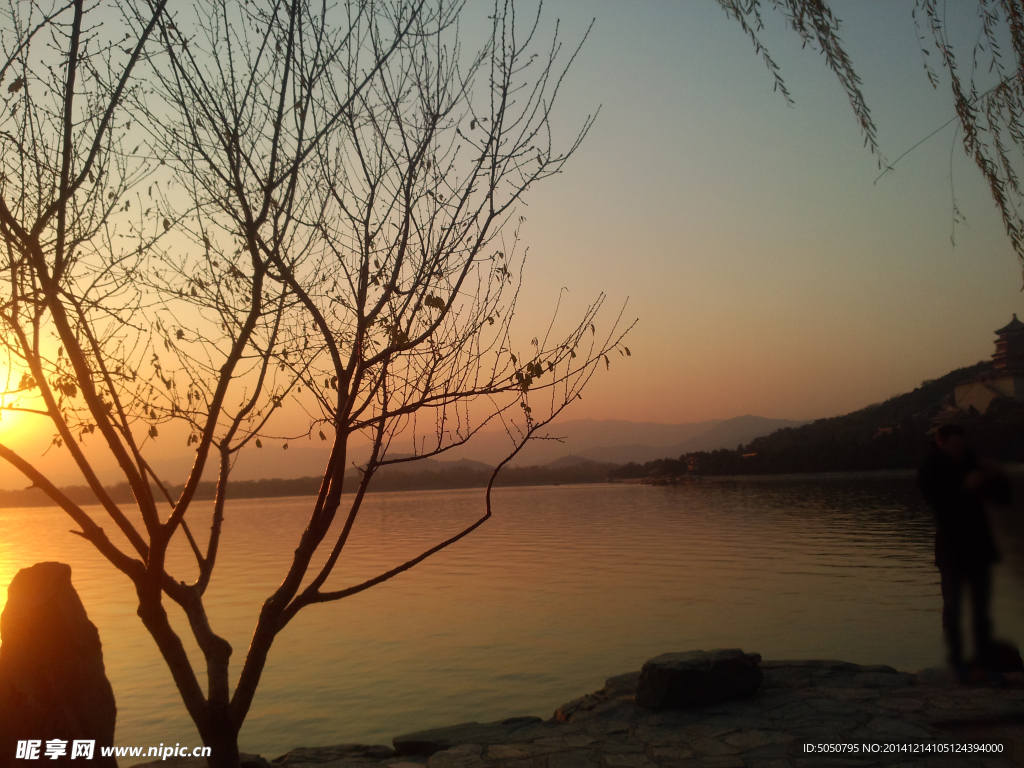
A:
935,423,968,460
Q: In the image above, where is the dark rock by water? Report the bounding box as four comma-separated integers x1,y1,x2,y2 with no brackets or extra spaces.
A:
991,640,1024,673
393,718,550,757
274,745,395,763
0,562,117,768
634,649,763,710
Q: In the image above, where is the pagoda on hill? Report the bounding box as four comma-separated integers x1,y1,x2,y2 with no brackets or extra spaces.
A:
992,313,1024,374
954,314,1024,413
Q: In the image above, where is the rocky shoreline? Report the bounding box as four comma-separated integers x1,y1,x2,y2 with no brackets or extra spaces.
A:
138,653,1024,768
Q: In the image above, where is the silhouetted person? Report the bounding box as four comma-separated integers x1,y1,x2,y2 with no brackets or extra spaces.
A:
917,424,1010,683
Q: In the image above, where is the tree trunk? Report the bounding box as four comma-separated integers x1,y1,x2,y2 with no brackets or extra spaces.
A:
201,703,240,768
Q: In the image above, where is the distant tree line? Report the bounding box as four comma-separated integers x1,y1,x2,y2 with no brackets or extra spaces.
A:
0,463,615,509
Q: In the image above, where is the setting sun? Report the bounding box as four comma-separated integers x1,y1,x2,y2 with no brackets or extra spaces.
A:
0,406,31,442
0,363,40,445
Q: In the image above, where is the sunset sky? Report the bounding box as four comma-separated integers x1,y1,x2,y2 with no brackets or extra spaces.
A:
1,0,1022,486
508,0,1022,424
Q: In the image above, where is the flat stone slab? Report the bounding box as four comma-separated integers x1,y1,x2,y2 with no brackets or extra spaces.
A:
275,744,397,765
133,753,268,768
393,718,559,756
250,658,1024,768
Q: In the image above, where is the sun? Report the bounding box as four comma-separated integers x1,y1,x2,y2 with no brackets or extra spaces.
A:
0,363,40,445
0,405,31,441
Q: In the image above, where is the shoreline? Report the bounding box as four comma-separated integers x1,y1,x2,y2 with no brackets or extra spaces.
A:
4,465,992,510
137,656,1024,768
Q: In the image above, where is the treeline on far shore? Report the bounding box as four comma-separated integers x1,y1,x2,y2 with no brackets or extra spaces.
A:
0,462,615,509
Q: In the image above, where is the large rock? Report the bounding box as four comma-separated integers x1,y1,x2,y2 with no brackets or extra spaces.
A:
0,563,117,768
634,649,763,710
272,744,394,764
990,640,1024,673
553,671,640,722
133,754,268,768
132,755,268,768
393,717,551,756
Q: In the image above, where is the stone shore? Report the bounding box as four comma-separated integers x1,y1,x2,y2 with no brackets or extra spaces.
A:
140,659,1024,768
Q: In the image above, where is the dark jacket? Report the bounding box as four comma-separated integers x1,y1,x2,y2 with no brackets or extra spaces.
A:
916,445,1007,571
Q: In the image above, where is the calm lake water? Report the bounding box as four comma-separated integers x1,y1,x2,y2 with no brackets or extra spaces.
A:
1,476,1023,758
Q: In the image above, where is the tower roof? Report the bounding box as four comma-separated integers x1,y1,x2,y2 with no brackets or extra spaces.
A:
996,313,1024,335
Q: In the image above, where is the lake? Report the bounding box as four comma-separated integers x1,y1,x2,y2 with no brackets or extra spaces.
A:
1,476,1022,758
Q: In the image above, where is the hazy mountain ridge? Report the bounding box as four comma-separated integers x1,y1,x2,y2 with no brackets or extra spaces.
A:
0,414,805,503
612,360,1024,478
576,415,810,464
223,415,797,479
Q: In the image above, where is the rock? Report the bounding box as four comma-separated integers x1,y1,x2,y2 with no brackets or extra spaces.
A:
532,735,596,750
428,745,487,768
685,736,740,757
133,754,266,768
596,737,645,755
128,758,208,768
990,640,1024,673
647,746,694,762
0,562,117,768
865,717,933,740
601,672,640,700
635,650,764,711
554,695,601,723
721,731,791,751
393,718,551,757
486,745,532,760
273,745,396,764
554,672,641,723
850,671,916,688
545,752,598,768
601,755,656,768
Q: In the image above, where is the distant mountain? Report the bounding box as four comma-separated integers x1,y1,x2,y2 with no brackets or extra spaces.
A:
570,443,668,464
420,416,806,467
674,415,810,454
377,456,494,473
424,418,723,467
171,415,809,482
0,413,811,493
611,360,1024,479
223,419,717,479
570,415,808,464
544,454,599,468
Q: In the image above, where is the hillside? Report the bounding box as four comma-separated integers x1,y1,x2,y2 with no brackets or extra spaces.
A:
611,360,1024,479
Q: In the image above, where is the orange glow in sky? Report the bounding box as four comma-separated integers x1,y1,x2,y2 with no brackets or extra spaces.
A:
0,1,1022,489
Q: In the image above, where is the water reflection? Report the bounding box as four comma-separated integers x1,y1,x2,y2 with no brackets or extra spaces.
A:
0,474,1021,758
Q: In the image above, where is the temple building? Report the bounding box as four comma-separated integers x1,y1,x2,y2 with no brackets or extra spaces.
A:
954,314,1024,414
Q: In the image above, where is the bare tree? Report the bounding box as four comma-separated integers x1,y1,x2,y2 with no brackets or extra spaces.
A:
1,0,628,764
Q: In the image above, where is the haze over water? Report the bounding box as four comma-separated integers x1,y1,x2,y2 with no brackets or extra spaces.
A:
1,476,1022,759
